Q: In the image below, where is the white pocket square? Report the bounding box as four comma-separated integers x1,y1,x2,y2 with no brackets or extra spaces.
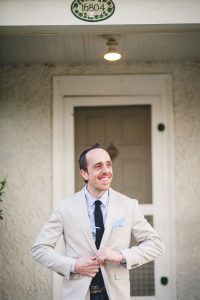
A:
112,218,126,228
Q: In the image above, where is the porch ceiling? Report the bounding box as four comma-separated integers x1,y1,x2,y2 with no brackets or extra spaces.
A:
0,24,200,65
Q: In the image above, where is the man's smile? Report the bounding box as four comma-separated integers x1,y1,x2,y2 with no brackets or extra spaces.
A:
98,174,112,183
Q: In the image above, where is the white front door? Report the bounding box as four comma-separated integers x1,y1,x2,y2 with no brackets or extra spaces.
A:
53,75,176,300
74,105,155,298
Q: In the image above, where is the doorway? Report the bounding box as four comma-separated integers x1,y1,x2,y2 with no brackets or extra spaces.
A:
53,75,176,300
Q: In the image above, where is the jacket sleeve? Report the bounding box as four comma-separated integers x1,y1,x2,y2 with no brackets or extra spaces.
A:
121,200,165,269
31,206,76,279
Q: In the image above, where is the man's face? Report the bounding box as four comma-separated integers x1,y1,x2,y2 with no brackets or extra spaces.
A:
80,148,113,197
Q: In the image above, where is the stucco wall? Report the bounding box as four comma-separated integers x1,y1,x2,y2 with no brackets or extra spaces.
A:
0,62,200,300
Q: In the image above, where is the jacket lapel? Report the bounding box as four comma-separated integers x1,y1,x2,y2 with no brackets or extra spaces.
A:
76,189,96,252
100,188,118,247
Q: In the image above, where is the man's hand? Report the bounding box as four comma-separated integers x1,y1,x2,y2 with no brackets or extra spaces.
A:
74,256,100,277
96,247,124,265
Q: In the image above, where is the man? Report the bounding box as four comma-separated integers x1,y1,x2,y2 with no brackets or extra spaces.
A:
31,144,165,300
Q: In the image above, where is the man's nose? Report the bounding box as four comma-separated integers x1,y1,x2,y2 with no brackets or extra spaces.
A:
102,164,109,172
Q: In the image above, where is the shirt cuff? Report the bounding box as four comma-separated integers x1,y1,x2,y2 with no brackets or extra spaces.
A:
120,251,127,264
70,260,77,273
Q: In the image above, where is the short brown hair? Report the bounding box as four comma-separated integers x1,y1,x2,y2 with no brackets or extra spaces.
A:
78,143,105,171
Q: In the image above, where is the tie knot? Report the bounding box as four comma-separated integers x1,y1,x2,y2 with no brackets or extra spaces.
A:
95,200,102,207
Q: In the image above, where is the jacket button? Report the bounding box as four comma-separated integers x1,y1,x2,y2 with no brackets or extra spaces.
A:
131,263,139,268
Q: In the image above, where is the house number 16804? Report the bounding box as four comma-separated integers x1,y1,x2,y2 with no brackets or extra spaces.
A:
81,4,105,11
71,0,115,22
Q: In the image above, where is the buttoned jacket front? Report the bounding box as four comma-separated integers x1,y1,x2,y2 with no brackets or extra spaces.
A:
31,188,164,300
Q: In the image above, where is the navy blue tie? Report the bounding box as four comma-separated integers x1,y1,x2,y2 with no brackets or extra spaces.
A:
91,200,105,287
94,200,104,249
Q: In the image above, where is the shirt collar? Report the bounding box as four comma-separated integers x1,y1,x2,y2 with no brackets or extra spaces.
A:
84,186,109,208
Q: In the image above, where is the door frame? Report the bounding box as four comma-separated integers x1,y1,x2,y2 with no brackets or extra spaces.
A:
52,75,176,300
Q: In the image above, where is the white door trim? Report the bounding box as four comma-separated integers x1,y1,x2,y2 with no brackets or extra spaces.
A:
52,75,176,300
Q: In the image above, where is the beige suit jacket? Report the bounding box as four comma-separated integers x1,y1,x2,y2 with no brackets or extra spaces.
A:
31,188,165,300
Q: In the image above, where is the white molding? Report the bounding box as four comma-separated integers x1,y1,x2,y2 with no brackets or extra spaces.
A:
1,0,199,26
53,75,176,300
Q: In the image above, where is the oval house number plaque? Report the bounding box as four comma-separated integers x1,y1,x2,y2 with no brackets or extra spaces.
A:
71,0,115,22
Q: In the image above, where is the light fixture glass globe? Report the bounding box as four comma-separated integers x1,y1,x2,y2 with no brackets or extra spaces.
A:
103,37,122,61
104,51,121,61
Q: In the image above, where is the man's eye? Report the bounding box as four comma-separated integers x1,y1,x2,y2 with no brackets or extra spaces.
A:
95,165,101,168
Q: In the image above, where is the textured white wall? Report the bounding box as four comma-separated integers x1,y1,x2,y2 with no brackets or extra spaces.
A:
173,63,200,300
0,62,200,300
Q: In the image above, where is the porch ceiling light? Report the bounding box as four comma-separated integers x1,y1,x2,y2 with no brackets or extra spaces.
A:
104,38,121,61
